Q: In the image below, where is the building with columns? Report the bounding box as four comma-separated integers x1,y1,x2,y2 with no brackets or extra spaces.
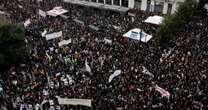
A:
81,0,185,14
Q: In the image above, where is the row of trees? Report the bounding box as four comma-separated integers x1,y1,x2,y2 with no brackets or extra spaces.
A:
0,21,27,71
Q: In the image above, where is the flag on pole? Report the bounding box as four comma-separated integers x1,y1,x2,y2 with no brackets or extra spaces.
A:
142,66,154,77
155,85,170,98
46,52,52,62
108,70,121,83
39,9,46,17
24,19,31,27
41,30,47,37
85,59,91,73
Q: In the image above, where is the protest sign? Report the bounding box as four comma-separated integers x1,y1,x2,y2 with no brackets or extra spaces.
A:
58,98,92,107
58,39,71,47
45,31,62,40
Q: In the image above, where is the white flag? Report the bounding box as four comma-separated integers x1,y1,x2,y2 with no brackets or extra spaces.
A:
41,30,47,37
108,70,121,83
39,9,46,17
85,59,91,73
155,85,170,98
104,38,112,44
24,19,31,27
112,25,121,31
18,5,23,9
142,66,154,77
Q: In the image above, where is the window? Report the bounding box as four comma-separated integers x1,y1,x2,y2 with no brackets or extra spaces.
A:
155,2,163,13
167,3,172,14
134,0,142,9
98,0,104,3
114,0,120,6
122,0,128,7
106,0,111,5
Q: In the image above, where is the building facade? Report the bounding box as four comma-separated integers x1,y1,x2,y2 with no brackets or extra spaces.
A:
83,0,185,14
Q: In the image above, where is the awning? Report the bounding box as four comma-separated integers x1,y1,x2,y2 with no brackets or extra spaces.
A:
47,7,68,17
123,28,153,43
144,15,164,25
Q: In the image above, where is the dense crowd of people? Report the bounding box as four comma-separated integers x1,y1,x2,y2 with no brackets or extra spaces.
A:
0,0,208,109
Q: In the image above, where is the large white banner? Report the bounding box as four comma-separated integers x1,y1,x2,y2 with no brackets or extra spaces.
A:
58,98,92,107
45,31,62,40
109,70,121,83
39,9,46,17
58,39,71,47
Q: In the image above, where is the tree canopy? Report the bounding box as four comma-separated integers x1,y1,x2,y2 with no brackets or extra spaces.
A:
156,0,197,46
0,22,27,71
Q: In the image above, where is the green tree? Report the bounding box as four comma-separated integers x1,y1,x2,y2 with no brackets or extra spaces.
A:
0,22,27,70
156,0,197,46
